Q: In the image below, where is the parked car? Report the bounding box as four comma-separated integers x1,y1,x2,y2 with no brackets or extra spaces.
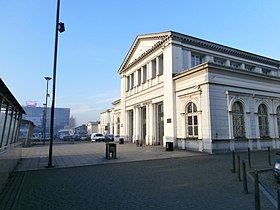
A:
62,135,72,141
91,133,105,142
62,134,81,141
81,134,91,141
105,134,114,142
273,159,280,181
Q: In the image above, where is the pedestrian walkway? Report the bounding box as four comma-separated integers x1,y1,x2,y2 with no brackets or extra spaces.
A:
16,142,204,171
1,142,277,210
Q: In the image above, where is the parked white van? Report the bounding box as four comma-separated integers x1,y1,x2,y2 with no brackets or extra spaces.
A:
91,133,105,142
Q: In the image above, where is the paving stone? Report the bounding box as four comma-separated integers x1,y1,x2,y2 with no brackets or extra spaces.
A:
0,142,277,209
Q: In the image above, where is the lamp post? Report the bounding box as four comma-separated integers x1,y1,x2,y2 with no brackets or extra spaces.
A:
43,77,51,145
48,0,65,167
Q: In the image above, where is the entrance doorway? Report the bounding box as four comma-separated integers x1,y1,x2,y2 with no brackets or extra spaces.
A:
156,103,164,145
141,107,146,145
128,110,133,142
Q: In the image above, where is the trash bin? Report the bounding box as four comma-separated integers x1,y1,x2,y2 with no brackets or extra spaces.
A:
119,138,124,144
136,140,142,147
106,143,117,159
166,142,173,151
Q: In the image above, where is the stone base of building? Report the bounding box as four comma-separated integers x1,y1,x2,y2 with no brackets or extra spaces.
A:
175,138,280,154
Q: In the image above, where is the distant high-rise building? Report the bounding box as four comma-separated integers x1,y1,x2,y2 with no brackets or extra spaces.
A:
25,101,37,107
22,105,70,139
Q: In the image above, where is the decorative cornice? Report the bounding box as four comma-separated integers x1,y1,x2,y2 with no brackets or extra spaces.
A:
112,99,121,105
170,31,280,66
118,33,171,74
118,31,280,74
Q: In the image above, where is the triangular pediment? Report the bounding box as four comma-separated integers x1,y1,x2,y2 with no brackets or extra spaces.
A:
118,31,171,73
129,39,160,65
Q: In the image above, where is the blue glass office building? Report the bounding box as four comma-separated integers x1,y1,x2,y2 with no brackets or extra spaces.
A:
22,106,70,139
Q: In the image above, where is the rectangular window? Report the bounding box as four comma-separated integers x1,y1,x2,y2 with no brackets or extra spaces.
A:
213,58,225,65
262,68,271,75
4,106,12,146
188,116,192,125
0,101,9,148
230,61,240,69
137,69,141,86
130,74,134,89
259,116,269,137
142,65,147,83
126,76,130,91
194,116,197,125
188,127,193,136
191,54,203,67
277,118,280,137
158,54,163,75
151,59,156,79
194,126,198,136
245,65,254,71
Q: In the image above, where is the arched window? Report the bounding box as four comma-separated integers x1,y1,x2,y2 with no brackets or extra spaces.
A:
185,102,198,138
258,104,269,138
277,106,280,137
232,101,245,138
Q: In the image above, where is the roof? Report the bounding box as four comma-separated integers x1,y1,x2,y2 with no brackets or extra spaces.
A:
112,99,121,105
118,31,280,74
21,119,35,126
118,31,171,74
0,78,26,114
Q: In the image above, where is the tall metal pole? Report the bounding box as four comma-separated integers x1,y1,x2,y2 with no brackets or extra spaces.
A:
48,0,61,167
43,77,51,145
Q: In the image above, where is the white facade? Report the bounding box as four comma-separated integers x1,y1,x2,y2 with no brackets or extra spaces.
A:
99,109,111,134
99,99,121,137
116,31,280,153
87,121,99,134
112,99,121,138
71,124,87,136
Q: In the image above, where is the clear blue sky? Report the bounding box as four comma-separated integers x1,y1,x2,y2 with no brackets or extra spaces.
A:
1,0,279,125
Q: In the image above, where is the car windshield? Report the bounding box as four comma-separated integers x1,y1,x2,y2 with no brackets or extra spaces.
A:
96,134,103,137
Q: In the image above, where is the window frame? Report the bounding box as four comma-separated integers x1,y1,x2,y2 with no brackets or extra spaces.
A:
142,65,147,83
191,54,203,67
277,106,280,137
232,101,245,138
158,54,163,76
185,102,198,138
258,104,269,138
151,59,156,79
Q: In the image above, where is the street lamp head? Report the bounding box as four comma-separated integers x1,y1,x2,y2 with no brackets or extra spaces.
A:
45,77,52,81
58,22,65,33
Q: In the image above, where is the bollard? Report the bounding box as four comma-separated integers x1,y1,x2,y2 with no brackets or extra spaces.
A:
254,170,260,210
242,160,248,194
278,190,280,210
248,148,251,168
268,146,271,166
232,150,236,173
237,155,241,181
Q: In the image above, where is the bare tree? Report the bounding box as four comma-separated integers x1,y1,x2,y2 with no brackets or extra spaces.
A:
69,115,76,128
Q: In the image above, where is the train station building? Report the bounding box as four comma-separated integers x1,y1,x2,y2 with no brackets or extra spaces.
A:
114,31,280,153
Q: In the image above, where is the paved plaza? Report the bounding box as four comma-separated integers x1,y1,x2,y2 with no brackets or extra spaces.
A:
0,142,278,209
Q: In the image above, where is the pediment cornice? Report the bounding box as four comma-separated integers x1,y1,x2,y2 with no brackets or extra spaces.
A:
118,31,280,74
118,32,171,74
171,32,280,66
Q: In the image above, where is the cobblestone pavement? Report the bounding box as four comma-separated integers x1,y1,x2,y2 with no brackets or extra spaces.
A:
0,142,279,210
15,142,204,171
